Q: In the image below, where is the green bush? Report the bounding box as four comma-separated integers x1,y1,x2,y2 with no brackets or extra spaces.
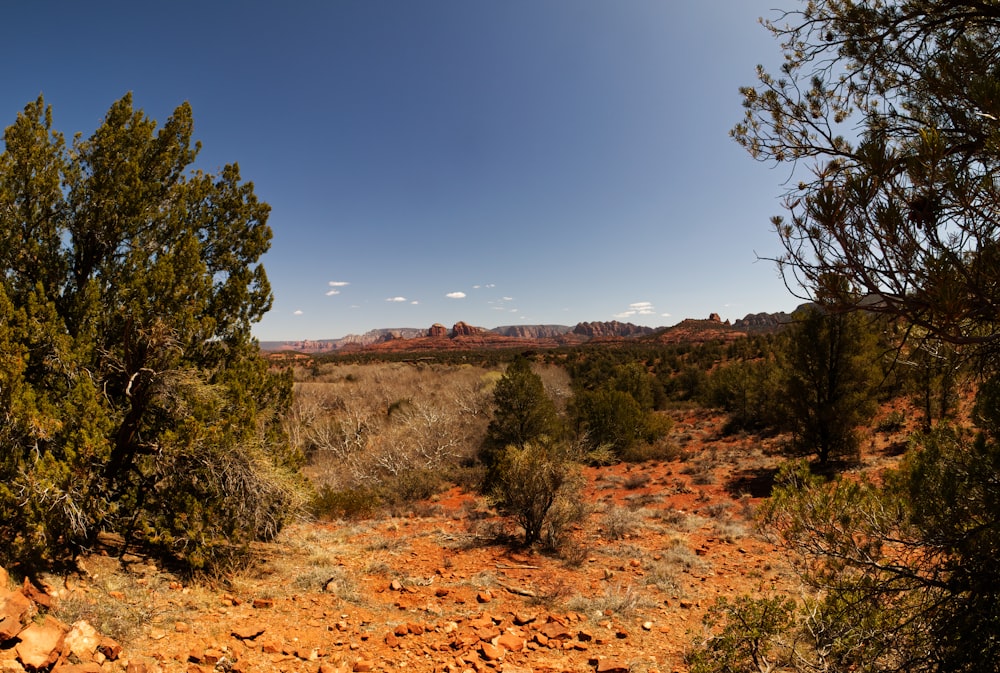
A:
490,440,579,545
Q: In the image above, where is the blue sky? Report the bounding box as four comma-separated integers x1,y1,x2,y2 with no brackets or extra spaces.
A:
2,1,799,341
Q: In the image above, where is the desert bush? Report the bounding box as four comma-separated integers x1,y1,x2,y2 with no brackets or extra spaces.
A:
566,582,648,620
312,485,381,520
481,357,564,483
542,470,589,550
686,596,798,673
623,471,651,490
602,506,644,540
490,440,579,545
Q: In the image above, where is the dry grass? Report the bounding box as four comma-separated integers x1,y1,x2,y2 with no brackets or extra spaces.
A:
566,582,651,620
293,362,496,508
54,564,178,645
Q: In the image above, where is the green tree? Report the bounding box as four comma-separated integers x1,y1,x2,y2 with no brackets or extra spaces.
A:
692,3,1000,668
704,357,785,432
749,429,1000,673
571,388,645,456
733,0,1000,357
0,95,300,570
480,356,563,483
783,306,881,464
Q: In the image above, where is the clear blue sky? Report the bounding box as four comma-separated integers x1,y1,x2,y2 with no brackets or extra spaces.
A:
2,1,799,341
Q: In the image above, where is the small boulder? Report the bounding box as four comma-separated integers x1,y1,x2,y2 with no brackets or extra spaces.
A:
15,615,67,670
0,591,33,640
64,620,101,660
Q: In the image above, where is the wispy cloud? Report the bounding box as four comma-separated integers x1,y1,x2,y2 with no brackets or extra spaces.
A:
293,310,304,316
328,281,350,287
614,301,662,320
325,289,340,296
446,291,467,299
410,300,420,305
386,296,407,303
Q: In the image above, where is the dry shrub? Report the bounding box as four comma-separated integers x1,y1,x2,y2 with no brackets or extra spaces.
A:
623,471,651,490
312,485,381,520
601,505,644,540
566,582,648,620
292,362,494,508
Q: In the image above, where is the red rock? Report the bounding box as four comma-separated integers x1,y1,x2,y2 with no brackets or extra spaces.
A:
51,664,103,673
208,649,229,665
353,659,374,672
540,622,573,640
20,578,52,609
596,660,630,673
0,590,33,639
15,615,67,670
98,636,123,660
495,632,524,652
252,598,274,609
476,591,492,604
393,624,409,637
479,642,503,661
231,624,265,640
384,632,399,647
512,612,536,626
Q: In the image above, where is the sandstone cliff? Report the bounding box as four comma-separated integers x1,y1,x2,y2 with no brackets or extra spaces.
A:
572,321,656,338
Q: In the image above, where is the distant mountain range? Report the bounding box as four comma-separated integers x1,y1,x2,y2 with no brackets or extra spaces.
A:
259,310,794,354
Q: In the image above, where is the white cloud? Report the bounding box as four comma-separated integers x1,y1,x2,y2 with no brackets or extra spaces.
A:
661,312,672,318
293,310,304,316
617,301,661,319
325,289,340,296
410,300,420,305
328,281,350,287
386,296,407,303
502,296,513,302
446,291,466,299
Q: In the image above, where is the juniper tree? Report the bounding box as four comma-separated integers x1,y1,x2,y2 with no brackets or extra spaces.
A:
0,94,301,570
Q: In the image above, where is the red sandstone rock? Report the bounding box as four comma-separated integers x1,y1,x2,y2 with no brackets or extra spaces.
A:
0,590,32,640
15,615,67,670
